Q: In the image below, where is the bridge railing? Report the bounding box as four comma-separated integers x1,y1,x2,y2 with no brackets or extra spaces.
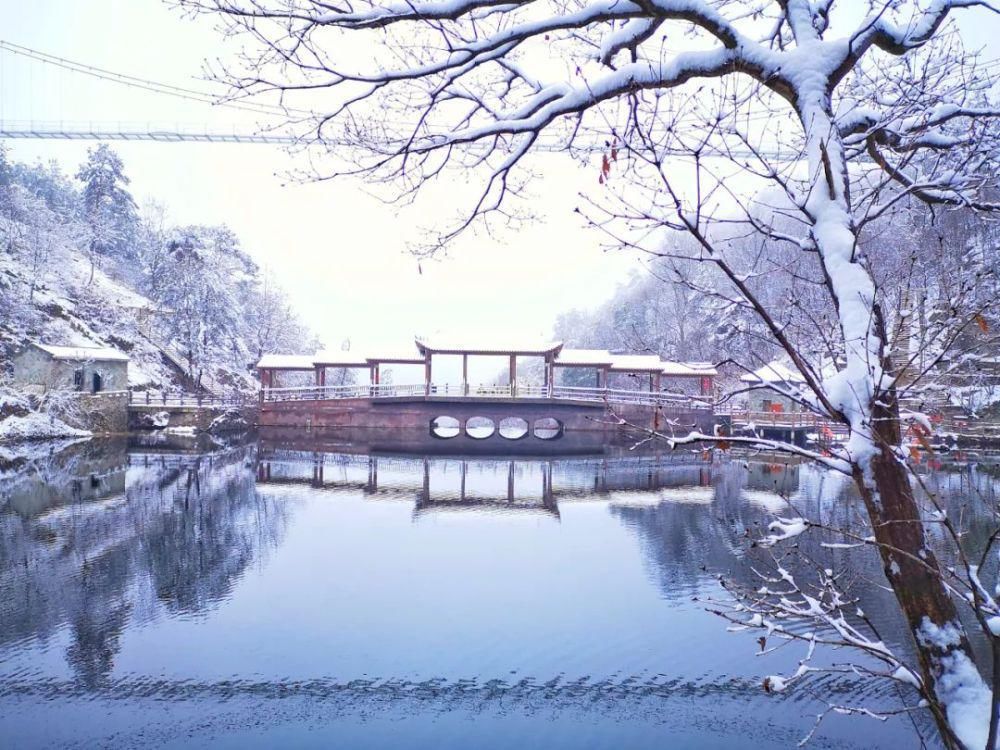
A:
725,409,851,438
551,385,711,409
130,391,251,408
260,382,714,409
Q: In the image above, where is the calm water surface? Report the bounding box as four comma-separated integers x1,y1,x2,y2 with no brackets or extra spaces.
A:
2,435,997,748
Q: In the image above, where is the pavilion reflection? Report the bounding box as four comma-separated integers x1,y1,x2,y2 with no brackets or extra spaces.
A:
255,449,718,518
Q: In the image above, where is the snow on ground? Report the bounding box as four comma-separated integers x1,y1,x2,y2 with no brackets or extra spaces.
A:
0,412,92,443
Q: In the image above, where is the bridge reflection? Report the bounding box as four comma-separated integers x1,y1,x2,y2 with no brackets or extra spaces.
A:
255,450,716,519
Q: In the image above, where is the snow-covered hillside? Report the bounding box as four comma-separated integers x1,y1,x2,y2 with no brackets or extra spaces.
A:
0,144,315,396
2,244,202,390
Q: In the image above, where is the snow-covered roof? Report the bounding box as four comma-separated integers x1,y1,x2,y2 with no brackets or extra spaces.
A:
415,336,563,356
311,351,371,367
661,361,718,377
33,344,129,362
608,354,665,373
365,348,425,364
256,354,317,370
740,361,806,384
554,348,614,367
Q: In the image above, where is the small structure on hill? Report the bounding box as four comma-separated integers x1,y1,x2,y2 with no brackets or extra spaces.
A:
11,344,129,394
739,361,806,413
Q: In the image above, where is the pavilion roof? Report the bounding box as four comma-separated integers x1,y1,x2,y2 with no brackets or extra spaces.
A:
608,354,666,373
365,347,425,365
312,351,373,368
256,354,317,370
414,336,563,357
661,361,718,377
553,348,614,367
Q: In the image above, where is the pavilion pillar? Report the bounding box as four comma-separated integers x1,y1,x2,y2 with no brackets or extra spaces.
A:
314,366,322,387
598,368,608,390
653,372,661,394
509,354,516,397
462,353,468,396
424,354,432,396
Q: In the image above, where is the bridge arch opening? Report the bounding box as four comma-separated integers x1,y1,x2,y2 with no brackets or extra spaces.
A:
465,416,496,439
430,416,460,439
498,417,529,440
533,417,563,440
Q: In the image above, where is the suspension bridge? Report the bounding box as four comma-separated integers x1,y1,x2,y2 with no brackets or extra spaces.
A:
0,38,786,156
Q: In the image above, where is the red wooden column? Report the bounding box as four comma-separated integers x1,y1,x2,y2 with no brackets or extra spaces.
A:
509,354,516,397
314,366,323,387
424,353,432,396
653,372,662,394
462,353,469,396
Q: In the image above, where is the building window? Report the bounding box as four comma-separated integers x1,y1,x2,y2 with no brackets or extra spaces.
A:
92,372,103,393
73,369,84,391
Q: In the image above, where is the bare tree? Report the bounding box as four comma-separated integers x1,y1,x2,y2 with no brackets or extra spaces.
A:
180,1,1000,745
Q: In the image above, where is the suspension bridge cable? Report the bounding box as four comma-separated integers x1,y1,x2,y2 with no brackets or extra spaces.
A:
0,39,316,118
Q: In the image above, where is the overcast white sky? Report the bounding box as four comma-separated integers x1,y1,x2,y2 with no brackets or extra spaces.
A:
0,0,649,356
3,1,999,358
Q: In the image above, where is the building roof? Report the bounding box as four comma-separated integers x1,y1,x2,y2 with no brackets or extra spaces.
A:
365,348,425,365
661,361,718,377
739,361,806,384
415,336,563,357
256,354,317,370
608,354,666,373
553,348,614,367
32,344,129,362
311,351,372,368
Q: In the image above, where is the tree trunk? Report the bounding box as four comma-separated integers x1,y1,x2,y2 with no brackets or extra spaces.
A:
794,91,985,746
853,385,973,749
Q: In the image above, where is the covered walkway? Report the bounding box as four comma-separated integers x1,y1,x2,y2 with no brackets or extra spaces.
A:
257,337,717,408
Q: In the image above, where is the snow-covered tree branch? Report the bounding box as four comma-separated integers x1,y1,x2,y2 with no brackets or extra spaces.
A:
183,1,1000,745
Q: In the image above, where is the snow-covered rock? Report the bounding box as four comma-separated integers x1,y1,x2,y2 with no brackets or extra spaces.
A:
135,411,170,430
208,409,249,434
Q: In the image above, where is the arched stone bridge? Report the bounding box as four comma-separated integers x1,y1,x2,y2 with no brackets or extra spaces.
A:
256,337,718,438
258,388,715,438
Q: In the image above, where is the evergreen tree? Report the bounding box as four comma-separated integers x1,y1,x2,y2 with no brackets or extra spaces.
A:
76,145,138,281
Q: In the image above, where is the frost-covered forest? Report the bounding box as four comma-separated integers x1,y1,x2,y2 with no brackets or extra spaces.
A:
0,144,314,394
555,208,1000,414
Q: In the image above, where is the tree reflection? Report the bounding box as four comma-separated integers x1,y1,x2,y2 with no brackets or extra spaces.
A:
0,440,288,687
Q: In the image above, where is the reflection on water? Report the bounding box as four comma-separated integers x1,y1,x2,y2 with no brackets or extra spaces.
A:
2,438,995,748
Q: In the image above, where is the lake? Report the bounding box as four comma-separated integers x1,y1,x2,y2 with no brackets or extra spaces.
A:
1,434,996,748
